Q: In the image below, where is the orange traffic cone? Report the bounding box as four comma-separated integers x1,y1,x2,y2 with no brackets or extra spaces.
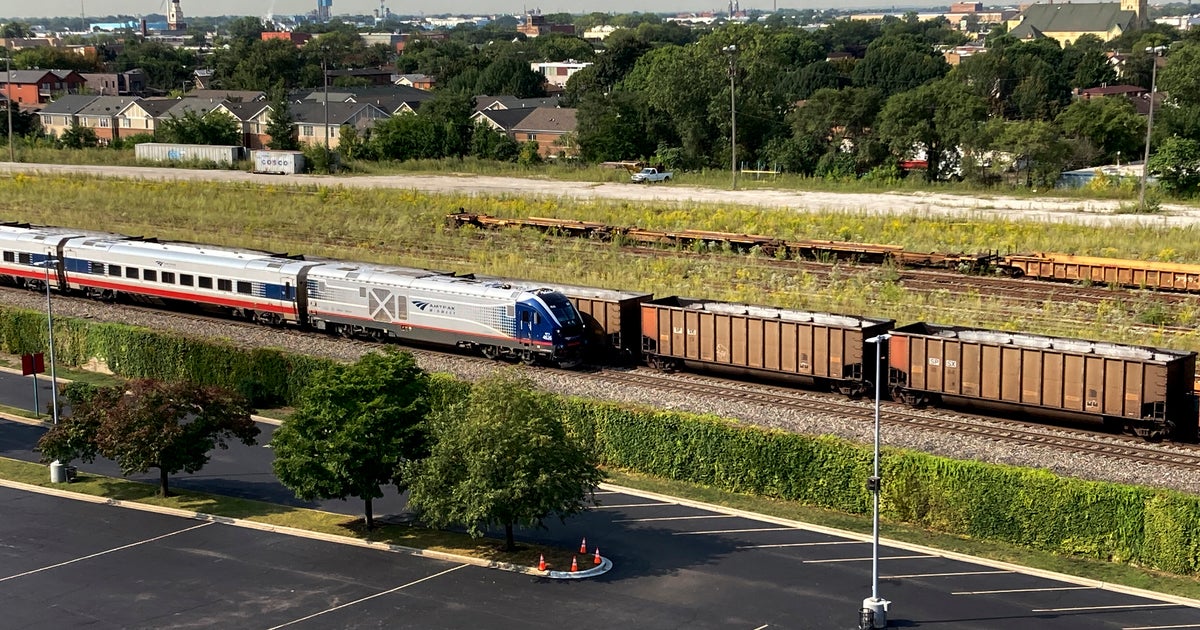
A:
579,537,587,554
593,548,601,565
538,554,546,571
570,556,578,572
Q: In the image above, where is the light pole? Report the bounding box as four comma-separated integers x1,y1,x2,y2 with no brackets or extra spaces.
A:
4,55,13,163
1139,49,1161,213
722,44,737,190
322,50,330,171
860,333,891,629
35,257,60,426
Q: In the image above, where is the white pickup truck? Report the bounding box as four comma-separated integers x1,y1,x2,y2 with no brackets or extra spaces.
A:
630,167,673,183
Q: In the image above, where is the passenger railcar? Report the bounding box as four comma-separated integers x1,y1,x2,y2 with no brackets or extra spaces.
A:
888,323,1198,441
640,296,894,396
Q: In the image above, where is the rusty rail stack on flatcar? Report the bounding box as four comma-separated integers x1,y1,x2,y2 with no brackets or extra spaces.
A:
887,323,1199,442
640,296,895,396
1002,253,1200,292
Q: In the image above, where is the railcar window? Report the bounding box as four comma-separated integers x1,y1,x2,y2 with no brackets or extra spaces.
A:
161,272,175,284
180,274,194,287
199,276,213,289
126,267,138,279
143,269,157,282
236,281,252,294
521,312,530,322
89,262,104,274
2,252,12,263
108,265,121,276
217,279,232,292
18,253,30,265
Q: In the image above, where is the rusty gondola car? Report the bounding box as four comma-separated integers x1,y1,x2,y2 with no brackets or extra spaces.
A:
887,323,1198,441
640,296,894,396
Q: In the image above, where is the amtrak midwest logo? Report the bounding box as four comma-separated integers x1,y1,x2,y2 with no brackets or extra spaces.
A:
412,300,456,315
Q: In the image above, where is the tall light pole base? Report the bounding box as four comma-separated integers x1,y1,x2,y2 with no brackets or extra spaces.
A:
859,597,889,629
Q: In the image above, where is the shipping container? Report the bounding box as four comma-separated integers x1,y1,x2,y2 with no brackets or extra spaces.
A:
888,323,1198,441
135,143,244,165
641,296,894,394
252,150,306,175
1003,253,1200,292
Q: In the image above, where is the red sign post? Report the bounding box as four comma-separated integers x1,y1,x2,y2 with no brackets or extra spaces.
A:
21,352,45,419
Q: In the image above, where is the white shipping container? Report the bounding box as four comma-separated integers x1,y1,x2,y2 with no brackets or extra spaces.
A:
252,150,306,175
135,143,243,165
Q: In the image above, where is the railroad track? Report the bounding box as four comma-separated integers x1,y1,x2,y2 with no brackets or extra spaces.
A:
585,367,1200,472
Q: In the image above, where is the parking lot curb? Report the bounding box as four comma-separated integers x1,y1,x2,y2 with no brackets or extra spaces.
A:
601,482,1200,610
0,477,609,579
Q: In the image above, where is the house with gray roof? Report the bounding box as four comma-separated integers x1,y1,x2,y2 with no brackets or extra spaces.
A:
510,107,578,158
213,100,274,149
38,94,99,138
474,94,562,111
75,95,141,144
470,106,536,133
291,101,389,149
1,68,86,104
1006,0,1147,44
115,98,178,136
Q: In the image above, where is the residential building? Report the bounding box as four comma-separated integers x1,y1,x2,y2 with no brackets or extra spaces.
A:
115,98,178,135
326,68,394,86
214,101,275,149
530,60,592,89
393,73,435,90
582,25,620,42
470,107,537,132
301,85,434,116
0,37,60,50
291,101,389,149
162,97,229,122
509,107,578,158
38,95,99,138
185,89,266,102
474,94,561,111
1,69,86,105
1006,0,1147,44
80,70,146,96
76,96,141,144
262,31,313,46
360,33,404,48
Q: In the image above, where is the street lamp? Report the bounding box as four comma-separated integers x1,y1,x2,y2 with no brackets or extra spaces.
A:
1139,48,1161,213
721,44,737,190
34,257,60,426
860,333,891,630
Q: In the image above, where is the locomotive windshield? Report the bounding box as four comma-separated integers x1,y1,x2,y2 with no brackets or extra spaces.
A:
539,291,581,328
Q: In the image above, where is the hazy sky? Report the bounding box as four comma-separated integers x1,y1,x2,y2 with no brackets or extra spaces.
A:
0,0,961,20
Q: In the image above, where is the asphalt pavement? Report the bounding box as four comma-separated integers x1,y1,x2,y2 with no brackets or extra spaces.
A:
1,369,1198,629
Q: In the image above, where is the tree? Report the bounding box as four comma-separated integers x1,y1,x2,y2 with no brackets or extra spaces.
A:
158,110,241,146
992,119,1070,188
876,79,988,182
271,350,430,529
406,371,603,551
265,99,299,150
2,21,34,38
1055,97,1144,165
37,380,259,497
59,121,98,149
470,123,520,161
851,34,950,98
1148,136,1200,195
1,102,39,138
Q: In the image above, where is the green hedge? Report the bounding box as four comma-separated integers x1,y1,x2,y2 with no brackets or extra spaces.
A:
0,306,333,406
558,397,1200,576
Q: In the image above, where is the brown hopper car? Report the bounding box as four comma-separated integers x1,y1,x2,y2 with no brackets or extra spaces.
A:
888,323,1198,441
640,296,894,395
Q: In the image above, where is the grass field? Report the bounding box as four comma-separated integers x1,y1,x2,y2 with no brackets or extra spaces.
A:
2,173,1199,351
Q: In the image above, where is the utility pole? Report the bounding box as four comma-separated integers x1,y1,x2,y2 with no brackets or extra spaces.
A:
322,50,330,172
5,55,12,163
722,44,738,190
1139,51,1159,213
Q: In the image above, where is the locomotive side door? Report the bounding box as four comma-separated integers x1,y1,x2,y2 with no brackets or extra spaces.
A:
517,305,536,346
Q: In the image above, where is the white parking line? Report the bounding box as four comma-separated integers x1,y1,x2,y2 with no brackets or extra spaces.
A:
1032,603,1178,613
0,522,213,583
804,554,936,564
739,541,864,550
265,564,469,629
752,625,769,630
953,586,1094,595
883,570,1015,579
594,503,665,509
672,527,796,536
613,515,736,523
1124,624,1200,629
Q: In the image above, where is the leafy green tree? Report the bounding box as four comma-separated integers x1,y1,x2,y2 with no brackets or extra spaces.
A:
214,38,303,90
224,16,266,46
475,55,546,99
38,380,258,497
1158,41,1200,106
1055,97,1144,164
517,140,543,166
1061,35,1116,89
112,40,197,93
534,33,595,62
272,350,430,529
470,123,520,161
265,99,299,150
876,79,988,182
1148,136,1200,195
158,111,242,146
406,371,603,551
2,21,34,38
59,121,98,149
368,113,442,161
992,119,1070,187
786,60,847,100
576,91,655,162
1,102,39,138
13,46,102,72
337,124,366,160
851,34,950,98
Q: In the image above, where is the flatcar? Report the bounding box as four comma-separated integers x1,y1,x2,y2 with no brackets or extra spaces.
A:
888,323,1197,441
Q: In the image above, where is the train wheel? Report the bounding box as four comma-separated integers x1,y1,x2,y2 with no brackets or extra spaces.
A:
481,346,500,360
520,350,537,366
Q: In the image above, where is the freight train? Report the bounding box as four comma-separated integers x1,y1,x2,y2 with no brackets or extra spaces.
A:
0,222,1194,442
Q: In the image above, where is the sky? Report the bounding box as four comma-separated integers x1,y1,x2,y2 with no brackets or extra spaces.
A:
0,0,984,20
